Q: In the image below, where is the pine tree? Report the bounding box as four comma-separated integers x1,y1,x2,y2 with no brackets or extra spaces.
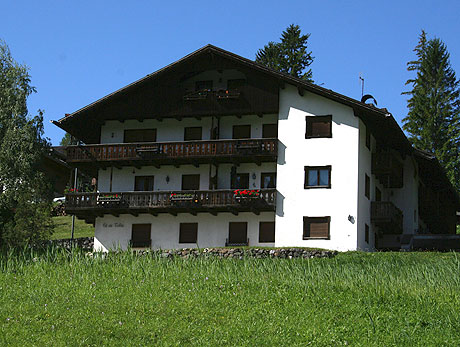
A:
256,24,314,82
403,32,460,192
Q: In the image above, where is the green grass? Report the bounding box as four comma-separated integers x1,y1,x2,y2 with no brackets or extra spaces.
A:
50,216,94,240
1,250,459,346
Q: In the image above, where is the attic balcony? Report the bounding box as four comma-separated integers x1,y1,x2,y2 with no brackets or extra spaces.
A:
371,201,403,234
65,138,278,169
65,189,277,223
371,151,404,188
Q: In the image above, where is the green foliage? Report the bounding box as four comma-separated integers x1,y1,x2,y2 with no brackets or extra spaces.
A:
50,216,94,240
59,132,73,146
0,251,460,345
403,31,460,191
0,40,53,246
256,24,314,82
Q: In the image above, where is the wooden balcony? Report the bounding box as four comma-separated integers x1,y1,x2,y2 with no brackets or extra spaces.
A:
371,201,403,234
371,151,404,188
65,138,277,169
65,189,277,223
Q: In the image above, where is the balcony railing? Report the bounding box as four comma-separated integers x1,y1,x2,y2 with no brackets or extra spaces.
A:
371,201,403,233
65,138,277,165
65,189,277,218
371,151,404,188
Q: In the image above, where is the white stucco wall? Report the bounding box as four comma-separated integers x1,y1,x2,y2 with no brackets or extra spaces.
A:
218,114,278,139
275,85,360,251
94,212,275,252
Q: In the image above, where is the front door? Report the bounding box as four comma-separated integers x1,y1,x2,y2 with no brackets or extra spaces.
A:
228,222,248,245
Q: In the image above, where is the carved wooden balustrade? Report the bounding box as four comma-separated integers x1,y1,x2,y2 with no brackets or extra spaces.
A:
65,139,277,167
65,189,277,220
371,201,403,234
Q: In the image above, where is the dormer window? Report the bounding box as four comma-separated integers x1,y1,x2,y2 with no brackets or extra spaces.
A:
195,80,213,91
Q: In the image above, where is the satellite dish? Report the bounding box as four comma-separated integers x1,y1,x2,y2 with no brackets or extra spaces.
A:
361,94,377,105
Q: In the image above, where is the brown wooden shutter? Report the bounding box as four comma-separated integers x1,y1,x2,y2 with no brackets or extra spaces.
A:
179,223,198,243
124,129,157,143
181,174,200,190
228,222,248,244
303,217,330,239
365,174,370,199
184,127,202,141
259,222,275,242
262,124,278,138
306,115,332,138
232,125,251,139
131,224,151,247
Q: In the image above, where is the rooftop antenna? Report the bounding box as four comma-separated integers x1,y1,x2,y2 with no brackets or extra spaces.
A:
359,73,364,98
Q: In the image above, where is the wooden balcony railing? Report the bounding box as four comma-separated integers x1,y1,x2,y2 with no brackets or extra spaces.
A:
371,151,404,188
371,201,403,233
65,189,277,216
65,138,277,164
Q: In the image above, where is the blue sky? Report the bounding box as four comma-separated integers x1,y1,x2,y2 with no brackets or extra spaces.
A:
2,0,460,145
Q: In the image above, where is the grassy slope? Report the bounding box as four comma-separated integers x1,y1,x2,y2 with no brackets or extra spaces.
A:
1,251,459,346
50,216,94,240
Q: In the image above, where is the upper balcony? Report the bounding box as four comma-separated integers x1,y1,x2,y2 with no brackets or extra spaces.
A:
371,201,403,234
65,138,277,169
65,189,277,223
371,151,404,188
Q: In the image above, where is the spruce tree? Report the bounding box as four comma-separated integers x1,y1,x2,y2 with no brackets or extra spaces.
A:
256,24,314,82
403,32,460,191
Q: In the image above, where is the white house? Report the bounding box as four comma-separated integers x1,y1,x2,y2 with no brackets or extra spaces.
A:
53,45,460,252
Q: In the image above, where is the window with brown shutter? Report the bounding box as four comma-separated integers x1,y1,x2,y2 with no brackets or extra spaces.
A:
261,173,276,188
303,217,330,239
184,127,202,141
231,173,249,189
305,115,332,138
228,222,248,245
365,224,369,243
181,174,200,190
232,125,251,139
259,222,275,243
365,174,370,199
262,124,278,138
134,176,154,191
131,224,151,248
124,129,157,143
179,223,198,243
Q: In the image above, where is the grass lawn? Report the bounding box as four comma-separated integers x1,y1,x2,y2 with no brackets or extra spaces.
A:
50,216,94,240
1,250,459,346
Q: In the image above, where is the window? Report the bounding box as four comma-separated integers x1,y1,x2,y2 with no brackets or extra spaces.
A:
131,224,151,248
228,222,248,245
305,115,332,138
179,223,198,243
304,166,331,188
365,126,371,150
134,176,154,191
262,124,278,138
259,222,275,243
303,217,330,239
261,173,276,188
182,174,200,190
195,80,213,91
232,125,251,139
184,127,202,141
365,224,369,243
227,79,245,90
231,173,249,189
124,129,157,143
365,174,370,199
375,187,382,202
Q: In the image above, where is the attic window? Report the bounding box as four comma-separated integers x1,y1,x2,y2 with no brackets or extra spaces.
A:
305,115,332,138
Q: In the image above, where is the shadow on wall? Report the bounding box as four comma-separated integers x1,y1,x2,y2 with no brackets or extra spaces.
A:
277,141,286,165
276,191,285,217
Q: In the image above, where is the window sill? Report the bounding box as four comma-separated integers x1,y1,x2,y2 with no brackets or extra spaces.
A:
303,237,330,240
304,185,331,189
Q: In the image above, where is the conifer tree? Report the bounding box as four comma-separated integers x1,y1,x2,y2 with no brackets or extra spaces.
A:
256,24,314,82
403,31,460,191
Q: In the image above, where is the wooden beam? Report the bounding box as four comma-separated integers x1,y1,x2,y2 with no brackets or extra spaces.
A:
257,113,263,118
210,211,218,216
175,116,183,122
110,212,120,217
149,211,158,217
169,211,178,216
297,87,304,96
190,210,197,216
195,116,202,121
